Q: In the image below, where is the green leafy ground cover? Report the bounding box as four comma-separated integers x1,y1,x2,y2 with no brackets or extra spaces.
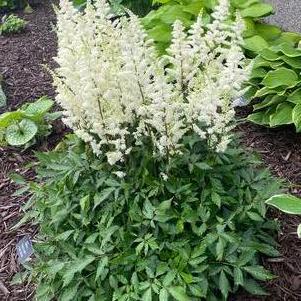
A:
17,135,281,300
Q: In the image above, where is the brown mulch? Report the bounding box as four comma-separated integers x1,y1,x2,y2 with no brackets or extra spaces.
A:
0,0,57,114
234,118,301,301
0,1,301,301
0,149,36,300
0,1,58,300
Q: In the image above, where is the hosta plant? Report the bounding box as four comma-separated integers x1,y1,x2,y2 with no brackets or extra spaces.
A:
19,134,281,300
0,97,61,147
73,0,154,16
246,42,301,131
0,14,26,35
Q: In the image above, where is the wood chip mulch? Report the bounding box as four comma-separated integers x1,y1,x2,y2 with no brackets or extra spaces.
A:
0,1,58,300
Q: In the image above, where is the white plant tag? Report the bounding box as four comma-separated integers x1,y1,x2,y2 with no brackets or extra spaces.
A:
16,236,34,264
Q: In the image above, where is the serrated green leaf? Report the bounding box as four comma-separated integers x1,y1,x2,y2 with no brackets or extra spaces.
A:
247,211,264,222
63,256,95,287
243,279,268,296
159,288,169,301
234,267,244,287
211,192,221,208
219,271,230,299
163,271,176,287
216,237,224,261
168,286,190,301
143,287,152,301
60,284,78,301
243,266,274,281
95,257,108,281
56,230,74,241
93,187,115,209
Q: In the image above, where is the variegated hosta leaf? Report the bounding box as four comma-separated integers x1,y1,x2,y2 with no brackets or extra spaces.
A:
6,119,38,146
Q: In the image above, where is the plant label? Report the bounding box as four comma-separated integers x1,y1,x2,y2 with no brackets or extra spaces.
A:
16,236,33,264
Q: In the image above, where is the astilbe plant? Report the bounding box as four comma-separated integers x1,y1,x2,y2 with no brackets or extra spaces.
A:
54,0,249,166
14,1,283,300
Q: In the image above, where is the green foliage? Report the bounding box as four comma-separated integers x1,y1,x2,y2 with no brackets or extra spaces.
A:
0,14,26,35
246,42,301,131
0,97,60,147
0,0,27,11
142,0,276,54
73,0,154,17
20,135,282,300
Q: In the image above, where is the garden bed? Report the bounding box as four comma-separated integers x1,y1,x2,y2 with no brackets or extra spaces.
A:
0,1,301,300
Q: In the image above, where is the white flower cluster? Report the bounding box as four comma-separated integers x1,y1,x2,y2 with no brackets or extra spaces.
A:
54,0,249,165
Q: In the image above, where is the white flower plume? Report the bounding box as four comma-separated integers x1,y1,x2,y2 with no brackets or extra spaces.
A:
54,0,248,165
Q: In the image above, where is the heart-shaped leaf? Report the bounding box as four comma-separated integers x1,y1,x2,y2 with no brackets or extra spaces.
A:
244,35,269,53
241,3,273,18
262,67,299,89
6,119,38,146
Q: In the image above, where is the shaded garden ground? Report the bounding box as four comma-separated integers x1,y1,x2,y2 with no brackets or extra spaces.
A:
0,1,301,300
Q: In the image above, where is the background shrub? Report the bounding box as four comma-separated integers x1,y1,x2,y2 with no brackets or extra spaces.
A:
142,0,279,54
0,14,26,35
21,135,281,300
246,42,301,131
0,0,27,11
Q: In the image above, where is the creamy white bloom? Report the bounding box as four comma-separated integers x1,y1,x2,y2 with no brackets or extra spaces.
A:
54,0,248,165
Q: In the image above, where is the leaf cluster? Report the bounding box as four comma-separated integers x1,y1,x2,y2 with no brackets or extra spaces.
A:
20,134,282,300
0,14,26,34
142,0,276,54
0,0,27,11
72,0,154,17
0,97,61,147
246,41,301,131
